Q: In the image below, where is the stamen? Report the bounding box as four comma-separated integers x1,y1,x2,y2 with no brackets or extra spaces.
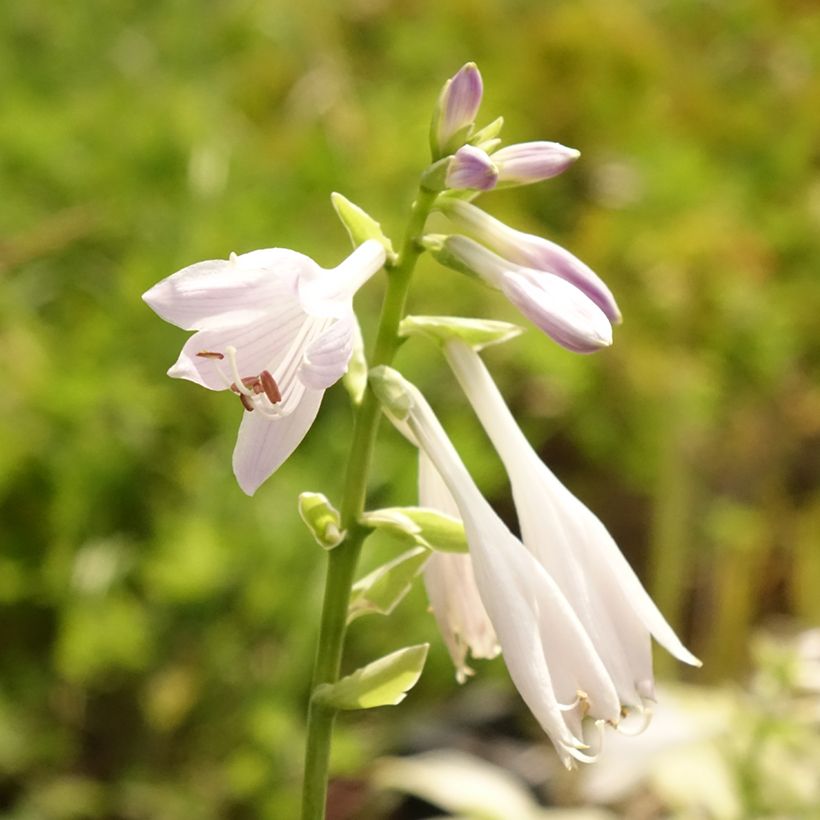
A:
196,350,225,360
225,346,252,396
238,393,254,412
259,370,282,403
615,701,654,736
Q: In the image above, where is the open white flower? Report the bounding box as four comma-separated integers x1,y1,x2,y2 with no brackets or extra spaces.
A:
418,450,499,683
443,339,701,713
143,240,385,494
371,366,624,768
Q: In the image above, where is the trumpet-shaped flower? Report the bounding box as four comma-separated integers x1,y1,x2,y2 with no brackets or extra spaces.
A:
418,450,499,683
439,198,621,323
371,366,625,768
442,339,700,711
429,234,612,353
143,240,386,494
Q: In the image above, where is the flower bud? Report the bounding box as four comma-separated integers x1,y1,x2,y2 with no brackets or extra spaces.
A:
492,141,580,186
430,62,483,159
445,145,498,191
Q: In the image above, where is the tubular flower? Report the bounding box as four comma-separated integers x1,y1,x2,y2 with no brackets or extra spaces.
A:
371,366,625,768
143,240,386,494
430,234,612,353
418,450,499,684
443,339,701,714
439,198,621,323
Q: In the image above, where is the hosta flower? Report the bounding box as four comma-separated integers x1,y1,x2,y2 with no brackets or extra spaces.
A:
371,366,625,768
143,240,386,494
439,198,621,323
443,339,700,711
428,234,612,353
492,141,581,187
418,450,499,683
445,145,498,191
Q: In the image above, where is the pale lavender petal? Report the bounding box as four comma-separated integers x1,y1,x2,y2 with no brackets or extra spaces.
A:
493,141,580,185
445,145,498,191
232,387,325,495
298,313,355,389
143,248,312,330
434,63,483,152
501,269,612,353
166,298,308,390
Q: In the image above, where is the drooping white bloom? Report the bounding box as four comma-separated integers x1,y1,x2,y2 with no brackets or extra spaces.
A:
143,240,386,494
440,198,622,323
442,339,701,711
418,450,499,683
430,234,612,353
370,366,624,767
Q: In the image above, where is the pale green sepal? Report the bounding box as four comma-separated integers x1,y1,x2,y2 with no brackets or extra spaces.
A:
361,506,468,553
400,315,523,351
313,644,429,710
342,316,367,405
331,192,397,264
369,365,414,420
298,492,345,550
469,116,504,148
475,137,502,154
421,234,480,280
348,546,430,623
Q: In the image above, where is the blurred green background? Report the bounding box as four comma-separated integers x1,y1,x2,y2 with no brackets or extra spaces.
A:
2,0,819,817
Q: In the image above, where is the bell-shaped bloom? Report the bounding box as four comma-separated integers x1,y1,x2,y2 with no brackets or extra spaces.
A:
439,198,621,323
143,240,386,494
371,366,625,768
442,339,701,711
445,145,498,191
418,450,499,683
431,234,612,353
431,62,483,157
492,141,580,186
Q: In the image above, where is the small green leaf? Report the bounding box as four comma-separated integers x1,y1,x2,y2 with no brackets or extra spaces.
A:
313,644,429,710
400,315,523,351
348,546,430,623
469,116,505,148
331,192,396,263
361,507,468,554
342,318,367,405
298,492,345,550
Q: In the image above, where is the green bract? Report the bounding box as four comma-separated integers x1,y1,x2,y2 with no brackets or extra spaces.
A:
331,192,396,263
298,492,345,550
312,644,429,710
361,506,468,553
400,315,523,351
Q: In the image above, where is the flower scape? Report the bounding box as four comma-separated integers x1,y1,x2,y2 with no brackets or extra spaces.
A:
143,61,700,805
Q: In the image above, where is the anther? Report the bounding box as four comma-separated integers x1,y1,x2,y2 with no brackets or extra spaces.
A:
238,393,254,412
196,351,225,360
259,370,282,404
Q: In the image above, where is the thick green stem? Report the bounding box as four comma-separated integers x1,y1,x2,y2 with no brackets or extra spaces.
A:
300,188,436,820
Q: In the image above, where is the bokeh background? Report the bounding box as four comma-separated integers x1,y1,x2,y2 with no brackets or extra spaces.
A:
2,0,819,818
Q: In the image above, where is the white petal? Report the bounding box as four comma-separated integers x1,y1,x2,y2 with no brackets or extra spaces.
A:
232,387,324,495
297,240,385,318
143,248,315,330
167,298,308,390
298,313,355,390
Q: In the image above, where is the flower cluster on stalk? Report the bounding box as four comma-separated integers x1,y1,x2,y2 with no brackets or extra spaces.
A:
143,61,699,767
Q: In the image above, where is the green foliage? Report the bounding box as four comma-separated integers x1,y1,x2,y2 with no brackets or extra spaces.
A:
2,0,819,815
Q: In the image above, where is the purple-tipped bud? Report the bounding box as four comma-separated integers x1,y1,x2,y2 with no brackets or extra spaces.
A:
445,145,498,191
492,141,581,186
439,199,622,323
431,63,483,158
433,235,612,353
